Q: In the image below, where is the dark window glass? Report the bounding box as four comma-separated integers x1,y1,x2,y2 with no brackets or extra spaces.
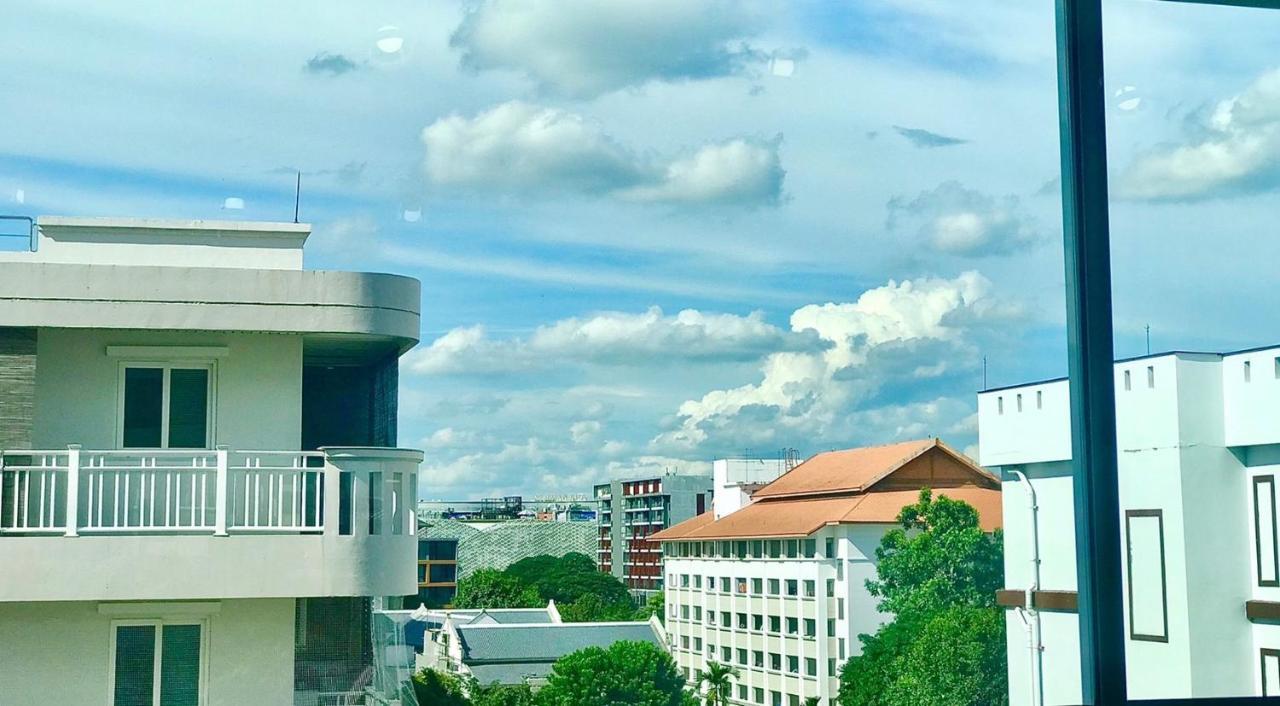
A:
368,471,383,535
122,368,163,448
338,471,353,536
159,624,201,706
167,369,208,448
113,625,156,706
429,564,456,584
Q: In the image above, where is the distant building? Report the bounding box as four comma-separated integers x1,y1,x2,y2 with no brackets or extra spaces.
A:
655,439,1001,706
594,472,714,595
414,518,596,607
425,611,666,688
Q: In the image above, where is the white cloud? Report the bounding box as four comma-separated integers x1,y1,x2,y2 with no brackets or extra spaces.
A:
450,0,767,98
887,181,1042,257
569,420,602,444
406,306,819,375
421,101,784,206
1118,68,1280,201
651,272,1014,452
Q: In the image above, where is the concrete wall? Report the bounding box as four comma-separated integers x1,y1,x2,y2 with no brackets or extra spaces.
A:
0,598,295,706
978,379,1072,467
1224,347,1280,448
32,328,303,451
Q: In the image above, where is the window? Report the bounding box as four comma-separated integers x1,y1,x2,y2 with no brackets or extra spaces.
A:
785,540,798,558
681,635,689,649
754,688,764,704
720,576,731,593
737,612,748,629
769,615,781,633
721,646,732,661
802,538,816,557
769,653,782,671
1246,360,1253,382
998,396,1004,414
737,648,748,665
752,613,763,631
680,574,689,587
1036,390,1043,409
706,610,715,625
681,605,690,620
1146,365,1154,388
752,577,763,594
693,575,702,589
805,658,817,676
368,471,383,535
1264,649,1280,697
803,580,816,597
825,579,835,597
785,579,798,596
1125,509,1169,642
1123,369,1132,391
720,612,731,628
738,684,748,701
837,598,844,619
693,637,702,651
827,619,836,637
1016,393,1023,411
736,577,748,594
771,691,781,706
1257,476,1279,587
120,364,213,449
692,606,702,621
768,578,780,595
786,617,798,635
803,618,816,637
824,537,835,558
753,650,764,668
787,655,799,674
768,540,781,558
110,622,203,706
751,540,763,557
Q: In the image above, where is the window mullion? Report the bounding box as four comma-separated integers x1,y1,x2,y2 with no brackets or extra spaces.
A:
160,367,171,449
152,621,163,706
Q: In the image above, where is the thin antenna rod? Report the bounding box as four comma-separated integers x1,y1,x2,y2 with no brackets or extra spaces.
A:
982,355,988,391
293,171,301,223
1145,325,1150,355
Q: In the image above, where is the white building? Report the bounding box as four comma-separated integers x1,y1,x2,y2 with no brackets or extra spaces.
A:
0,217,423,705
981,347,1280,704
655,439,1002,706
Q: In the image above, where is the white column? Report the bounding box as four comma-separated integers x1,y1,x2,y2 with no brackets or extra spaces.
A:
214,445,229,536
63,445,80,537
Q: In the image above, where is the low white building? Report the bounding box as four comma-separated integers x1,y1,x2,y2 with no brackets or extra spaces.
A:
0,217,423,705
655,439,1002,706
981,347,1280,704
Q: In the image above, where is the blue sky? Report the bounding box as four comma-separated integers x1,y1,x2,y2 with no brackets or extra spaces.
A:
7,0,1280,498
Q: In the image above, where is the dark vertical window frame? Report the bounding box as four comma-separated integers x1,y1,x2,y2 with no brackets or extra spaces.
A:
1255,475,1279,587
1124,509,1169,643
1262,649,1280,697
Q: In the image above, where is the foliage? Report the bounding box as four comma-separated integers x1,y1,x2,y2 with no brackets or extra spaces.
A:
639,591,666,623
837,489,1008,706
473,682,536,706
535,640,690,706
867,489,1004,623
411,668,470,706
453,568,543,610
697,661,740,706
558,591,643,622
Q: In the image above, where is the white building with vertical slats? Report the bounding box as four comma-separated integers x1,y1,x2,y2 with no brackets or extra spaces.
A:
982,346,1280,704
0,217,423,706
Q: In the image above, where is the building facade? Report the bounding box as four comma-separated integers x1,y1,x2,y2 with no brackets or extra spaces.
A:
0,217,422,705
981,347,1280,704
655,439,1001,706
595,472,712,594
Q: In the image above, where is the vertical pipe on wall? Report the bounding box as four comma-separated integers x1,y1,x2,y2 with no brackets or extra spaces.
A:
1054,0,1127,702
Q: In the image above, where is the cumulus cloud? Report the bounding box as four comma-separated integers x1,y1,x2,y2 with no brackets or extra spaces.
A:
421,101,784,207
449,0,767,98
893,126,968,148
651,272,1015,452
1118,68,1280,201
303,52,362,76
407,306,820,375
887,181,1042,257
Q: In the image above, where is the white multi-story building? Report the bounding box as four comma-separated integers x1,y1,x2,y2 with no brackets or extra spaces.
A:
982,346,1280,704
0,217,423,705
654,439,1001,706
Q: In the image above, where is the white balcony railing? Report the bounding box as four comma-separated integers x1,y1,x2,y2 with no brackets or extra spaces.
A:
0,446,416,537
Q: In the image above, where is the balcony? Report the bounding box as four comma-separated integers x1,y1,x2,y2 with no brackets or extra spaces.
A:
0,446,422,602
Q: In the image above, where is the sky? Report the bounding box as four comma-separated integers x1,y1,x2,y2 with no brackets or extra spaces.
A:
6,0,1280,499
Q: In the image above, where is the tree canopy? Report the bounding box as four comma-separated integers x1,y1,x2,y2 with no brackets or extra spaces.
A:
837,489,1008,706
535,640,692,706
453,568,543,610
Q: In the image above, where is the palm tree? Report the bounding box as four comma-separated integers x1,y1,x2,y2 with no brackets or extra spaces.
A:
697,661,741,706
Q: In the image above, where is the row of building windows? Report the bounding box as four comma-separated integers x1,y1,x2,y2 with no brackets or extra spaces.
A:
664,537,836,560
669,607,836,638
671,574,846,598
678,667,821,706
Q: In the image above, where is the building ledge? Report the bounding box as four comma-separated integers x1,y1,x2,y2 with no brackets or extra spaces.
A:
1246,600,1280,623
996,589,1078,612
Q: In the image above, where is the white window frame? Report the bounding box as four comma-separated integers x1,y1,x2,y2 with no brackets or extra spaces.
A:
106,618,210,706
116,361,218,450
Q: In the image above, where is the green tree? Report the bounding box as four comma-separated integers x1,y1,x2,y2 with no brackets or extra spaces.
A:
453,569,542,609
503,553,637,621
696,661,740,706
638,591,666,623
535,640,688,706
837,489,1008,706
411,667,470,706
558,592,642,623
473,682,536,706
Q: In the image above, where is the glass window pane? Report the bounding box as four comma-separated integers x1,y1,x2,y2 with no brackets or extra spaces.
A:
167,368,208,448
368,471,383,535
122,368,163,448
159,624,201,706
113,625,155,706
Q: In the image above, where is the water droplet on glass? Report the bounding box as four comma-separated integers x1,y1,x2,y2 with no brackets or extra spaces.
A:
223,197,245,210
402,209,422,223
375,26,404,55
14,189,24,205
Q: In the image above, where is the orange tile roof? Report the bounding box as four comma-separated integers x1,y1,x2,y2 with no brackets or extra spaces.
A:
650,487,1002,540
751,438,996,499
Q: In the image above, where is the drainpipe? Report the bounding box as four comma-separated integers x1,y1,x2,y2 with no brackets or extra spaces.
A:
1010,469,1043,706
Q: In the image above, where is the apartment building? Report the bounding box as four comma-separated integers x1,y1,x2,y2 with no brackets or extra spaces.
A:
0,217,423,705
981,346,1280,704
594,472,712,595
655,439,1001,706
